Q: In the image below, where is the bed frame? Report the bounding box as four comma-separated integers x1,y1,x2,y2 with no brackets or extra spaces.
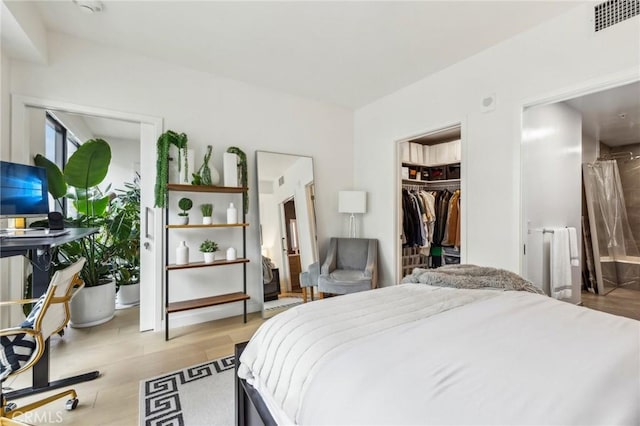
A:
235,342,276,426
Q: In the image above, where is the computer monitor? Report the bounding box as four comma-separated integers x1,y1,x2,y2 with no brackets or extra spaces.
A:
0,161,50,217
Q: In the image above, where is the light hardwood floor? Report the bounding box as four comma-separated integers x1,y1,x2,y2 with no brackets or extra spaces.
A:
6,289,639,425
6,308,264,426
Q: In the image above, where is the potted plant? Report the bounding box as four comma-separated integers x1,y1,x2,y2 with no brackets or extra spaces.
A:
178,197,193,225
155,130,188,208
200,239,218,263
111,175,141,305
34,139,130,327
201,203,213,225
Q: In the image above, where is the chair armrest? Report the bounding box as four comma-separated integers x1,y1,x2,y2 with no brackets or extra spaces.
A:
0,298,40,307
321,239,338,275
363,240,378,287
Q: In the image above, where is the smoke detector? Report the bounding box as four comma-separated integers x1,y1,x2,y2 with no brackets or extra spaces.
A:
73,0,104,13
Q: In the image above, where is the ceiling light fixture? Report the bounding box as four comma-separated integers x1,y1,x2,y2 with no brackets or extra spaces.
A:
618,113,627,119
73,0,104,14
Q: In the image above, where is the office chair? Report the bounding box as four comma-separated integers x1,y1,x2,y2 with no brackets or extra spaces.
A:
0,258,86,422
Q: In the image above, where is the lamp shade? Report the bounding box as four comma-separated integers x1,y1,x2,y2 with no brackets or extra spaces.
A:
338,191,367,214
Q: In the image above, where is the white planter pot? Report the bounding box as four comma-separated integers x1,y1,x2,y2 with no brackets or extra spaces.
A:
202,216,212,225
178,215,189,225
70,279,116,328
203,252,215,263
116,282,140,306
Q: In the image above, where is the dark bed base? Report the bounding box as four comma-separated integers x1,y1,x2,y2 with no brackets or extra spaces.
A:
235,342,277,426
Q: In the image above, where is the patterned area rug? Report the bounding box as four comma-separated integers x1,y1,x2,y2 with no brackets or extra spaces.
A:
139,355,235,426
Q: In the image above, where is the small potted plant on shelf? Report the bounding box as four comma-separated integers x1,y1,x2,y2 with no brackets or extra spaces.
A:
200,239,219,263
201,203,213,225
178,197,193,225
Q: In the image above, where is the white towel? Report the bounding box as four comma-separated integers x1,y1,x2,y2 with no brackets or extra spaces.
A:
550,228,572,300
567,227,579,267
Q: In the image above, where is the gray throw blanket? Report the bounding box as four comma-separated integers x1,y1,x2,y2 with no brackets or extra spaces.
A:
401,264,545,295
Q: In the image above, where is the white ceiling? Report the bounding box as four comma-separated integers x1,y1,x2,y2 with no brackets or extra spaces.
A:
30,0,584,108
565,81,640,147
79,114,140,141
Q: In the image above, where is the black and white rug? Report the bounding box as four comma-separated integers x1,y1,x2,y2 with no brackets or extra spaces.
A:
139,355,235,426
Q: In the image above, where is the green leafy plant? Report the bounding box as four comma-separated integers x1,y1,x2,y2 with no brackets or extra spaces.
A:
199,239,219,253
155,130,188,208
200,203,213,217
110,174,141,287
178,197,193,217
34,139,132,288
226,146,248,213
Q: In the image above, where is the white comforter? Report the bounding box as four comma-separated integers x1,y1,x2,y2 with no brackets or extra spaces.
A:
238,284,640,425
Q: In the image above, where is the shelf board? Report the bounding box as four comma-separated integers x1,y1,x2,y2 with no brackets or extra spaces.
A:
402,178,460,184
166,223,249,229
402,161,461,168
167,183,248,193
166,258,250,270
166,292,250,314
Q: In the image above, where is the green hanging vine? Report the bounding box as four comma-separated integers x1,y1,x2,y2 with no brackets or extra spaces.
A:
226,146,248,214
154,130,188,208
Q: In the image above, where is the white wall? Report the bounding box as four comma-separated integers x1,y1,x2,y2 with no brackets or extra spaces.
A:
9,32,353,326
1,50,9,160
53,110,95,143
105,136,141,192
522,102,582,303
354,4,640,286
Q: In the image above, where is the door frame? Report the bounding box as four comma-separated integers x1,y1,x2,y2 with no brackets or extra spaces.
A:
518,68,640,280
11,94,164,331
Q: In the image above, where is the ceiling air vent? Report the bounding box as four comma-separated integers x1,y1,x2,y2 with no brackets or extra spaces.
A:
594,0,639,32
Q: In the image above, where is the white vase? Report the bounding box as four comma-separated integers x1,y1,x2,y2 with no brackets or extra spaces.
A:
70,279,116,328
203,252,215,263
226,247,236,261
210,165,221,185
202,216,212,225
227,203,237,224
116,282,140,306
176,241,189,265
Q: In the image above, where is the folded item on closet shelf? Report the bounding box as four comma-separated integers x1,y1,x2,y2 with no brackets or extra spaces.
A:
568,227,579,267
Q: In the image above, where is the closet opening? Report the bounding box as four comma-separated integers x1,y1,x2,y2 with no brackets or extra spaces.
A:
395,124,462,283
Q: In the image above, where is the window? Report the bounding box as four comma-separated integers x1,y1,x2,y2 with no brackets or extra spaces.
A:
45,113,80,215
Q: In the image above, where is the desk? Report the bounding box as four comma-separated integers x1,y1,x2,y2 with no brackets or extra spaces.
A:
0,227,101,400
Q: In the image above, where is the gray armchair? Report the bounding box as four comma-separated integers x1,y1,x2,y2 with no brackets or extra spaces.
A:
318,238,378,296
299,262,319,302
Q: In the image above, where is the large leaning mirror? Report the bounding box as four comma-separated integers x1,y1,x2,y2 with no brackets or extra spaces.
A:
256,151,319,318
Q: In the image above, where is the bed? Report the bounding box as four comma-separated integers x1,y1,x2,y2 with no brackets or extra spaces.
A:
235,266,640,425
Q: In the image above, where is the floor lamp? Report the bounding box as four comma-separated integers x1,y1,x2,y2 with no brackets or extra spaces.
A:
338,191,367,238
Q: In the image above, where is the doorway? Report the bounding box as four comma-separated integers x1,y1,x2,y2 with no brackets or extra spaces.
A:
282,198,302,294
521,80,640,310
11,95,162,332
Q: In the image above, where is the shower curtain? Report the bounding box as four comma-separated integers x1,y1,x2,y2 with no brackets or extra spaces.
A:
583,160,639,293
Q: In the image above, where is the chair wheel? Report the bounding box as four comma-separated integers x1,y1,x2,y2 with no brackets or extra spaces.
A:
4,402,17,413
65,398,78,411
